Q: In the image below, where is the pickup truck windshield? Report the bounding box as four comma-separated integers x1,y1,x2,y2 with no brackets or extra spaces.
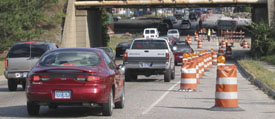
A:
132,40,168,49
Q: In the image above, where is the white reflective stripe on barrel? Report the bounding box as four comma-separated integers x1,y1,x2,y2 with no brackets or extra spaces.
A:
213,59,217,62
181,78,197,84
215,92,238,99
217,77,237,84
213,55,217,57
181,68,196,73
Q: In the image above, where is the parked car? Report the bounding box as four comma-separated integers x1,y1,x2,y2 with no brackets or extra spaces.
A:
180,18,191,30
143,28,159,38
97,47,115,61
159,36,178,46
189,12,197,21
4,41,58,91
26,48,125,116
171,41,193,65
167,29,180,39
115,42,131,57
162,17,176,29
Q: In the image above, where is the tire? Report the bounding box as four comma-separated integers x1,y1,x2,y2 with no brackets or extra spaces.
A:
8,79,17,91
164,69,171,82
171,66,175,80
27,101,40,116
125,70,137,81
115,86,125,109
102,89,114,116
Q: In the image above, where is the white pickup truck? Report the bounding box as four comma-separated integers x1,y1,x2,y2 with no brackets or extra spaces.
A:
123,38,175,82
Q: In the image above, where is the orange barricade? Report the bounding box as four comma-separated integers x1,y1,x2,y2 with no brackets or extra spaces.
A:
221,40,226,48
211,65,243,111
208,52,213,69
180,61,197,91
212,51,218,65
218,47,225,56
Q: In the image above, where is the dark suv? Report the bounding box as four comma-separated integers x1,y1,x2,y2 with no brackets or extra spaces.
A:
4,41,58,91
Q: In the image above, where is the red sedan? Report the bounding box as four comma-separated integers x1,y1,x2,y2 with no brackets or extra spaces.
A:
172,41,194,65
26,48,125,116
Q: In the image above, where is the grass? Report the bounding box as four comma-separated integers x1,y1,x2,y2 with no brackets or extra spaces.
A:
260,55,275,65
108,34,143,50
239,59,275,90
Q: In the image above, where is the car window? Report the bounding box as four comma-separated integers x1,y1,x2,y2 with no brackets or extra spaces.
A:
39,50,101,67
168,30,178,34
150,30,155,34
7,44,48,58
173,47,192,52
174,42,188,46
132,40,168,49
145,30,150,34
103,52,115,69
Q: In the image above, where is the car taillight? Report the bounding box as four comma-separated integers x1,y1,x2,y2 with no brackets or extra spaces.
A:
76,75,86,81
5,60,8,67
32,75,40,82
87,76,100,81
166,53,169,60
123,53,128,60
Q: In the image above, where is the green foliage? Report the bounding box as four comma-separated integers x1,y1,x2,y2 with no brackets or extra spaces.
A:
0,0,61,53
260,55,275,65
234,7,251,13
101,9,110,47
247,20,275,57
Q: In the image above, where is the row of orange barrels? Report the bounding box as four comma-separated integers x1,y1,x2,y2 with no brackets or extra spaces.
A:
180,50,218,91
219,39,249,48
181,51,241,110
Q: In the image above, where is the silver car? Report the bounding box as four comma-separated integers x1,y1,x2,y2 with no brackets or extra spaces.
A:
4,41,58,91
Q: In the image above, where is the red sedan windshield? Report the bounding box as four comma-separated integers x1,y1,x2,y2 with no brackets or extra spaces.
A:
39,50,101,67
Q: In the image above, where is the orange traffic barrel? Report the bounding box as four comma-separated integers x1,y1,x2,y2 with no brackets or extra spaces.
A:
180,61,197,91
198,40,202,48
218,47,225,56
212,51,218,65
226,46,232,58
195,34,199,41
243,40,249,48
221,40,226,48
211,65,243,111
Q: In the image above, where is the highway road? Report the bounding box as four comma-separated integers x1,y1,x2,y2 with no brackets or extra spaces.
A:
0,14,274,119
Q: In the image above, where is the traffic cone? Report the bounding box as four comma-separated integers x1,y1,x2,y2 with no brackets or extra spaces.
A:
211,65,243,111
226,46,232,58
212,51,218,65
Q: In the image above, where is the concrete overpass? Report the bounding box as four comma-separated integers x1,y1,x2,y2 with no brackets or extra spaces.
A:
61,0,274,48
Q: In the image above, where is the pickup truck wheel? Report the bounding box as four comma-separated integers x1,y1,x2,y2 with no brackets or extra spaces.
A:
171,66,175,80
27,101,40,116
164,69,171,82
8,79,18,91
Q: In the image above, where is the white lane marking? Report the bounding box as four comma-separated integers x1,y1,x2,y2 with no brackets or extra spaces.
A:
142,81,180,115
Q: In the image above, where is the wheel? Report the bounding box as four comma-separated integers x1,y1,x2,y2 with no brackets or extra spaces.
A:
102,89,114,116
115,85,125,109
27,101,40,116
164,69,171,82
22,80,26,90
171,66,175,80
125,70,137,81
8,79,17,91
48,104,58,109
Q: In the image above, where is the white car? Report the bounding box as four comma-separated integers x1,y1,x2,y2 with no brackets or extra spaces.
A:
167,29,180,39
143,28,159,38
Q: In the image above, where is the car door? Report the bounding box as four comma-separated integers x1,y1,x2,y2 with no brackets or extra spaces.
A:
103,52,123,99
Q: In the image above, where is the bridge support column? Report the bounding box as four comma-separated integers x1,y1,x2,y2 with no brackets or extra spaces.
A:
252,6,268,24
268,0,275,25
75,10,90,47
87,9,103,47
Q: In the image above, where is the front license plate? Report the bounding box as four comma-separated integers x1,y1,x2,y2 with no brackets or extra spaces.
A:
54,90,71,99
